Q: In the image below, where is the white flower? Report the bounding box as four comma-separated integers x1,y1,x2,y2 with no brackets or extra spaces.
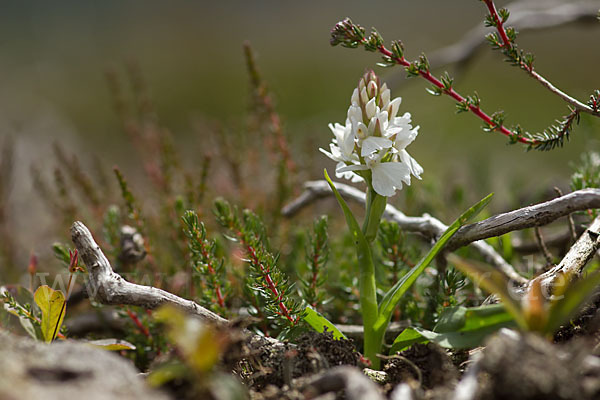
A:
321,70,423,197
338,153,411,197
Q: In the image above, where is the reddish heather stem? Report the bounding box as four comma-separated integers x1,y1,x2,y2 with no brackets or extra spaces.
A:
377,45,536,145
126,309,150,337
483,0,511,48
310,243,321,289
483,0,596,114
309,243,322,309
243,241,295,324
196,227,227,308
215,287,225,308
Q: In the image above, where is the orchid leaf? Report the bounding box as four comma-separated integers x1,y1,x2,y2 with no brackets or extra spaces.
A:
390,304,514,353
449,254,527,330
303,306,347,340
376,193,494,332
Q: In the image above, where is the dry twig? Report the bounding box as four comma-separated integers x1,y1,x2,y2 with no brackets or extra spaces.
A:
70,221,281,352
283,181,600,284
282,180,527,283
539,215,600,291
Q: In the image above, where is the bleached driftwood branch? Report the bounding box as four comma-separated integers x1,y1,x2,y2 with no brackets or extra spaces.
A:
282,180,527,283
283,181,600,283
539,215,600,291
71,221,228,325
71,220,288,353
448,188,600,249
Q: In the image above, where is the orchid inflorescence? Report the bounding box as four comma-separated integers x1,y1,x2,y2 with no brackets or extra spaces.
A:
321,70,422,197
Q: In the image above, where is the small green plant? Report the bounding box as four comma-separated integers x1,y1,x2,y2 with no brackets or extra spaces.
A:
298,215,330,311
148,306,245,399
182,210,229,316
450,254,600,337
214,198,303,337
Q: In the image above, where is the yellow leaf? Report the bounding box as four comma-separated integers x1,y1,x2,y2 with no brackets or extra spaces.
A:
34,285,66,343
155,305,222,373
522,277,548,333
85,338,136,351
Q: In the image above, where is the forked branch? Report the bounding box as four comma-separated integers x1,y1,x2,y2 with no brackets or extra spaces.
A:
70,221,283,351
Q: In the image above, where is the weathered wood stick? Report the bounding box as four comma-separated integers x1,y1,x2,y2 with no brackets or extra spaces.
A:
282,180,533,283
71,221,227,325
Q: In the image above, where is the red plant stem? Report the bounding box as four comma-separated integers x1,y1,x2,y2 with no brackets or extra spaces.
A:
376,44,537,145
483,0,596,115
243,241,295,324
484,0,531,75
126,309,150,337
309,243,322,309
310,243,321,289
195,227,226,308
214,287,225,308
483,0,511,49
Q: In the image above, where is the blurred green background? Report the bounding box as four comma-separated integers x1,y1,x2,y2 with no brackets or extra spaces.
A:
1,0,599,270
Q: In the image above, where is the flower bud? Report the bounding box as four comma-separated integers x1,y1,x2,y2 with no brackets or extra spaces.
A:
365,98,377,120
351,88,359,106
28,253,38,276
380,83,390,107
360,87,369,105
367,80,377,99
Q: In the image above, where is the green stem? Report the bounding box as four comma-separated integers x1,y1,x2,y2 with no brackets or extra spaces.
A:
360,186,387,368
323,170,382,368
356,240,380,369
362,187,387,243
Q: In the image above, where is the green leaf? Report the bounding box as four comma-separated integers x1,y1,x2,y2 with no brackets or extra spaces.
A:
323,170,371,266
545,270,600,335
390,324,512,354
1,285,39,340
390,304,514,353
34,285,66,343
85,338,136,351
434,306,467,332
18,317,38,340
376,193,494,332
434,304,513,332
303,306,347,340
389,327,428,352
52,243,71,266
449,254,527,329
147,362,189,387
